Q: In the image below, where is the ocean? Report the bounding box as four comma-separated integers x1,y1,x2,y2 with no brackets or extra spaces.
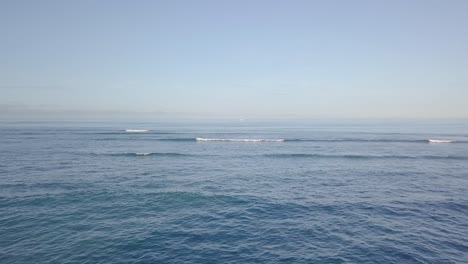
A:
1,120,468,263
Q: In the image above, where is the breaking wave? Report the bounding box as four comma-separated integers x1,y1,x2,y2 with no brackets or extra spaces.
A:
428,139,455,143
125,129,149,132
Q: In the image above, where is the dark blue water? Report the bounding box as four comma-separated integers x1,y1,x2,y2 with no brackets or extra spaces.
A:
1,120,468,263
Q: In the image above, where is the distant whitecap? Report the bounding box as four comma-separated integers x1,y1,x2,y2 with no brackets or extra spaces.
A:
428,139,454,143
125,129,149,132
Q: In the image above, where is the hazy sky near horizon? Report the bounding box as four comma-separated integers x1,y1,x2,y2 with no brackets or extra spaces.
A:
1,0,468,119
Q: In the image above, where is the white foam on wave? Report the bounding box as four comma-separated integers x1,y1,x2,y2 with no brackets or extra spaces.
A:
196,137,284,142
428,139,454,143
136,152,151,156
125,129,149,132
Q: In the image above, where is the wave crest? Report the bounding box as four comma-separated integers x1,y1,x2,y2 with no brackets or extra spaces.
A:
196,137,284,142
125,129,149,132
428,139,454,143
265,153,468,160
98,152,192,157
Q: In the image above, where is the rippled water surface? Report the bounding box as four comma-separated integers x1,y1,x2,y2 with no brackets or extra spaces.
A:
1,120,468,263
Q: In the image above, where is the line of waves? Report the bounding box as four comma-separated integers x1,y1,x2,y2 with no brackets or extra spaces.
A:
91,137,468,143
90,132,177,135
158,138,198,142
286,139,467,143
96,152,195,157
88,152,468,160
193,138,466,143
196,137,285,142
264,153,468,160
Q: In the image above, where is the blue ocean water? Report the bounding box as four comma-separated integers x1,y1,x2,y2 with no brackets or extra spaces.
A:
1,120,468,263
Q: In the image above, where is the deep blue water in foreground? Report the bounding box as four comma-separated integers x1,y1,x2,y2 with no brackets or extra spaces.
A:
1,120,468,263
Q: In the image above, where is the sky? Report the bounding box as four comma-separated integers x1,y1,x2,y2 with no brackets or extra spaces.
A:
1,0,468,119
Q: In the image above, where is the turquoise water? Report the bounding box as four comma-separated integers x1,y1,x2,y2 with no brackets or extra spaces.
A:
1,120,468,263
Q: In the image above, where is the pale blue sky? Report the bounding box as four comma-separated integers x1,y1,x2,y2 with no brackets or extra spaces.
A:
1,0,467,119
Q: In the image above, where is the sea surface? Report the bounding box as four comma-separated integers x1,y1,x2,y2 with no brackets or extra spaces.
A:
1,120,468,263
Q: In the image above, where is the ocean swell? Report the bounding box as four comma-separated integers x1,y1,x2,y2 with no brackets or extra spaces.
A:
97,152,194,157
196,137,284,142
264,153,468,160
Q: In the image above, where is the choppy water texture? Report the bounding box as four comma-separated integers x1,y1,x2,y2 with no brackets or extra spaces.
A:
1,120,468,263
